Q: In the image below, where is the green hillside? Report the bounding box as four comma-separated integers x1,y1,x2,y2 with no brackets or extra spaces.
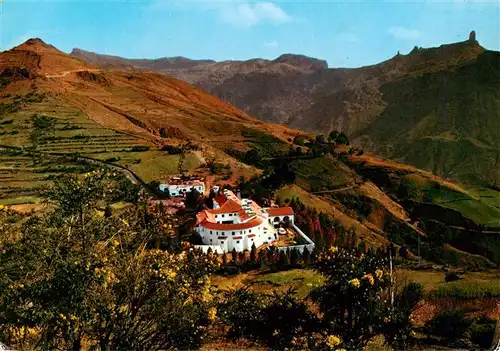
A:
358,50,500,186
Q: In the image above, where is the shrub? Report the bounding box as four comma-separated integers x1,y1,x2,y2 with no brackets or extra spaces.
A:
161,144,182,154
130,145,150,152
445,272,462,282
105,157,120,163
426,310,472,339
470,316,496,348
311,247,394,349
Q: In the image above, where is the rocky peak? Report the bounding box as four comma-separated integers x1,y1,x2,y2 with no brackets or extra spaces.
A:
468,30,478,44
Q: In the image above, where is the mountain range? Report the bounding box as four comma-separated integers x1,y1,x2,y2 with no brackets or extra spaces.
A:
1,37,499,268
71,31,500,186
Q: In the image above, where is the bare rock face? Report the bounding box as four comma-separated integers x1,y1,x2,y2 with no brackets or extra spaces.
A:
469,30,477,43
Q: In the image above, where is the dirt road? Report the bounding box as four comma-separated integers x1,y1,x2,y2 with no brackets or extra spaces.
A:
45,69,102,78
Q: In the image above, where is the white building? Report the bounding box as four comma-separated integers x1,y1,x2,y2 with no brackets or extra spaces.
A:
195,189,295,252
159,181,205,197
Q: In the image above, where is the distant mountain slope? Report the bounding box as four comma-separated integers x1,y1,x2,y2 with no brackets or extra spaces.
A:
72,32,499,186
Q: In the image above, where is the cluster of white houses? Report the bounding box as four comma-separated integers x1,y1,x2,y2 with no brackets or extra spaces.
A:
159,179,205,197
195,189,295,253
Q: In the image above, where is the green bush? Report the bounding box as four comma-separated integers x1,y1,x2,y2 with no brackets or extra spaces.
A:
429,281,500,299
470,316,496,348
130,145,150,152
426,310,472,339
105,157,121,163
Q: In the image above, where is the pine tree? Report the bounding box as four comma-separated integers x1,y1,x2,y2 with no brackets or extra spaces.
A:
258,254,266,270
315,231,326,252
231,248,238,264
302,247,311,265
222,252,228,265
278,250,289,267
266,247,275,264
358,241,367,254
290,248,300,266
250,243,257,263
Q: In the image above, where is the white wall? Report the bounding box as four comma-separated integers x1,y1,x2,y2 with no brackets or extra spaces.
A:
161,184,205,197
198,223,275,252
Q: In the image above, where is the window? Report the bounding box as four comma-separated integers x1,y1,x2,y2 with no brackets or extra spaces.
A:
210,231,213,234
251,239,254,242
249,229,251,233
222,214,225,218
268,237,271,240
236,241,240,244
232,232,235,235
220,241,225,245
210,239,213,242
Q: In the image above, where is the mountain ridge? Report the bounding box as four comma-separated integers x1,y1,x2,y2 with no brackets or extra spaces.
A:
1,38,499,267
70,33,499,186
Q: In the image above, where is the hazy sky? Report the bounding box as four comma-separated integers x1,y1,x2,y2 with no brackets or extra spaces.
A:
2,0,499,68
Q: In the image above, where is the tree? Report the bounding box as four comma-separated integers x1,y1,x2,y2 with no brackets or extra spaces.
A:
315,134,326,144
159,127,167,138
185,188,203,211
302,247,311,265
43,170,111,228
245,148,261,164
250,243,257,263
278,250,290,267
336,132,349,145
238,251,245,263
311,247,393,349
0,175,220,351
328,131,339,142
231,248,238,264
293,135,305,146
290,248,300,266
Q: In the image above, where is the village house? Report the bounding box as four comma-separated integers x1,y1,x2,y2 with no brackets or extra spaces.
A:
195,189,295,253
159,178,205,197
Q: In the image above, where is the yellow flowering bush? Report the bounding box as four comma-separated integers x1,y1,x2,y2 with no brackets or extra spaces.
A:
0,171,219,351
311,246,394,349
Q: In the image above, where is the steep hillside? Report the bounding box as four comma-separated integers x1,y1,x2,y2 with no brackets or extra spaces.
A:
72,33,499,186
0,39,305,201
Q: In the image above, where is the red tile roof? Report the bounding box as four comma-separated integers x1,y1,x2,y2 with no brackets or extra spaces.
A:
233,236,242,240
218,236,228,240
200,217,264,231
247,234,256,238
213,194,228,207
206,199,242,214
266,207,294,217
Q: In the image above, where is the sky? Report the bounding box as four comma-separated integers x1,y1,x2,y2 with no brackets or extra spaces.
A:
1,0,499,68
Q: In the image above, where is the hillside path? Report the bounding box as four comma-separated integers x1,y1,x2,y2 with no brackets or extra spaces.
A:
45,69,102,78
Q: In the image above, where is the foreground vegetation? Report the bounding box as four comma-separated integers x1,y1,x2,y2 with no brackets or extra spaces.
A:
0,170,452,351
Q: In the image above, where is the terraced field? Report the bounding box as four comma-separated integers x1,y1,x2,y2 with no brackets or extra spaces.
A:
0,95,202,204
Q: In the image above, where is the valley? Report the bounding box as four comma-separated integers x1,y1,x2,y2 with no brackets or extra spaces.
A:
0,37,499,350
